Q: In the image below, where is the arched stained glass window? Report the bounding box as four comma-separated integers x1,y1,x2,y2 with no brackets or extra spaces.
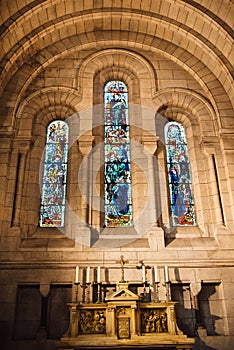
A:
39,120,69,227
104,81,132,227
165,121,196,226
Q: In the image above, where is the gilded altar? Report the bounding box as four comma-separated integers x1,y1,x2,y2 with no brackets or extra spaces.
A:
58,282,195,349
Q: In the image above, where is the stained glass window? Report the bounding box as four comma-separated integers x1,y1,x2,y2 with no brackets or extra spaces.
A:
104,81,132,227
165,121,196,226
39,120,69,227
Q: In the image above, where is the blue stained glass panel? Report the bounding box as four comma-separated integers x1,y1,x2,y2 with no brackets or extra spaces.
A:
40,120,69,227
104,81,132,227
165,121,196,226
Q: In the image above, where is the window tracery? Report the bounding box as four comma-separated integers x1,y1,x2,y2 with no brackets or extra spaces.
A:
39,120,69,227
165,121,196,226
104,81,132,227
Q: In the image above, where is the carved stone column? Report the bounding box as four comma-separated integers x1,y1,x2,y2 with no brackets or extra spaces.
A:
76,134,94,246
106,306,116,336
110,307,116,336
11,140,31,227
202,144,224,228
141,134,158,224
141,134,165,248
63,303,79,338
167,303,182,335
77,134,94,224
78,134,94,156
131,305,137,336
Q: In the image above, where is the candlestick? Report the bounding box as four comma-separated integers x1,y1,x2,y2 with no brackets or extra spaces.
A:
97,282,101,303
97,266,101,283
165,281,171,301
154,281,160,302
154,266,159,283
142,265,146,283
75,266,79,284
86,282,91,303
74,282,80,302
86,266,90,284
164,265,169,282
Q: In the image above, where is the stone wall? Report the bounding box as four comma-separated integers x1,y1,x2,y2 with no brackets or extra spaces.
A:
0,1,233,349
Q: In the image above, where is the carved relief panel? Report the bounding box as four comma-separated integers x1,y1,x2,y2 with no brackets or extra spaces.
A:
141,308,168,334
78,309,106,334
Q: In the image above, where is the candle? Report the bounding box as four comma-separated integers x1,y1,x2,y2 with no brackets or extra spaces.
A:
154,266,159,283
97,266,101,283
164,265,169,282
142,265,146,283
86,266,90,284
75,266,79,284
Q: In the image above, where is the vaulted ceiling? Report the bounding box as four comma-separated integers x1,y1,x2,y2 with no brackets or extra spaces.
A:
0,0,233,134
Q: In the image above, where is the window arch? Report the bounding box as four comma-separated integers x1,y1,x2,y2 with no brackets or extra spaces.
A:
165,121,196,226
39,120,69,227
104,81,132,227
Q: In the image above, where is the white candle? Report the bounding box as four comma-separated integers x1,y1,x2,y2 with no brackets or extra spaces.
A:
164,265,169,282
86,266,90,283
154,266,159,283
142,265,146,283
75,266,79,284
97,266,101,283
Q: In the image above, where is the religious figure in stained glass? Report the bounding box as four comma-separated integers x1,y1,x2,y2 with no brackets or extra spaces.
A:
165,121,196,226
39,120,69,227
104,81,132,227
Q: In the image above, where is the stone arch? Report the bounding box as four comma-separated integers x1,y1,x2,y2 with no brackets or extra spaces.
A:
153,88,219,139
71,49,158,135
153,88,220,236
1,4,232,93
15,88,81,236
76,49,157,102
1,21,232,132
1,7,233,131
15,87,81,139
76,52,153,234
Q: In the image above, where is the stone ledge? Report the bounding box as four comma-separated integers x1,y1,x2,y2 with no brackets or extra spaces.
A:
57,334,195,349
166,238,218,250
19,237,75,249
